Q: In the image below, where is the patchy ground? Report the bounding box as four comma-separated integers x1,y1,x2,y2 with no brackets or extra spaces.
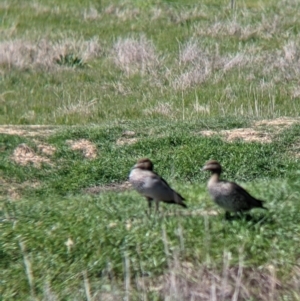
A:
199,117,300,143
1,117,300,201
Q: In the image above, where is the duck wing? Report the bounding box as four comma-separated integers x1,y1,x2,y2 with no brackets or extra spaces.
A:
232,182,265,209
150,172,187,207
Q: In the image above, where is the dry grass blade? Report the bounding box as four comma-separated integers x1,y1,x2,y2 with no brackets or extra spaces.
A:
124,252,131,301
19,240,37,301
82,270,92,301
231,246,244,301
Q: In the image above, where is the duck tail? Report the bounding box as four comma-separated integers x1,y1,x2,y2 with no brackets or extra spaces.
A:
255,199,267,210
173,191,187,208
179,202,187,208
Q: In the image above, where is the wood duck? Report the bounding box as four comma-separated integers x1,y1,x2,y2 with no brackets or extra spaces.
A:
129,158,187,212
202,160,266,218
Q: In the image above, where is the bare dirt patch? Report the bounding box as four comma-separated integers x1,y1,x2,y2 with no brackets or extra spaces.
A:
11,143,51,168
200,128,272,143
84,181,132,194
200,117,300,143
0,125,56,137
254,117,299,127
67,139,97,159
36,143,56,156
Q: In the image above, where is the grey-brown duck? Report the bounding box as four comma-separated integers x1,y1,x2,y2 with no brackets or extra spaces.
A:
202,160,266,218
129,158,187,212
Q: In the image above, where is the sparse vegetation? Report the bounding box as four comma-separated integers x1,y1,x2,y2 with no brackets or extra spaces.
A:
1,0,300,300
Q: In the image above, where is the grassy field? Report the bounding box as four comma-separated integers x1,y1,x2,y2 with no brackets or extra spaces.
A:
1,0,300,124
1,0,300,300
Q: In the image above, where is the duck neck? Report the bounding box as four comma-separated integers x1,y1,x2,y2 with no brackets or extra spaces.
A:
208,172,221,185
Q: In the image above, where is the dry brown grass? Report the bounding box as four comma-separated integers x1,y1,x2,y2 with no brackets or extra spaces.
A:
11,143,52,168
0,37,101,70
171,41,249,91
83,6,100,20
36,143,56,156
103,4,140,21
172,42,215,90
195,11,288,41
201,128,272,143
254,117,300,127
0,125,56,137
122,130,136,137
145,263,283,301
167,6,207,25
54,98,98,118
168,34,300,92
112,35,159,76
193,102,210,114
200,117,300,143
67,139,97,159
144,102,176,117
291,87,300,99
89,258,300,301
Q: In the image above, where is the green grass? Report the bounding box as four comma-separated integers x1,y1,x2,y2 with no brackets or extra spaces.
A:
1,121,300,299
2,179,300,299
1,0,300,299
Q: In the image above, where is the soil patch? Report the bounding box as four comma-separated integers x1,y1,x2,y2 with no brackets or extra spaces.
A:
0,125,56,137
200,128,272,143
11,143,51,168
36,143,56,156
67,139,97,159
254,117,299,127
200,117,300,143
